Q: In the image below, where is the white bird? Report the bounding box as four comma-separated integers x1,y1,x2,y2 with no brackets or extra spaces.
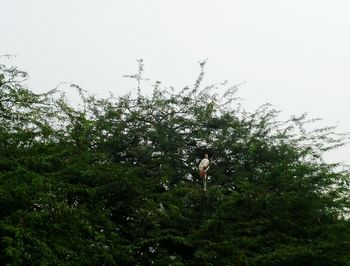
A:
198,154,210,191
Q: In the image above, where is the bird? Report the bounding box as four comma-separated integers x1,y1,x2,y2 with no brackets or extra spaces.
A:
198,154,210,190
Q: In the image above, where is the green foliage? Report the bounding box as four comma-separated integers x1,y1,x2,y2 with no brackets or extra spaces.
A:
0,62,349,265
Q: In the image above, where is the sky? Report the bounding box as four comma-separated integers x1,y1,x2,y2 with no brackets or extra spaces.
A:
1,0,349,164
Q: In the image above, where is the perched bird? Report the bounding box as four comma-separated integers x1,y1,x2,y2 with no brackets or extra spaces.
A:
198,154,210,190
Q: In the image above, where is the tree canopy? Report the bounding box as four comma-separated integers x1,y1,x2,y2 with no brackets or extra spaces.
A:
0,62,349,265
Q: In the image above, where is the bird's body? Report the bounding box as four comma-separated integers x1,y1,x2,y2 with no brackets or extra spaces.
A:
198,154,210,190
198,158,210,177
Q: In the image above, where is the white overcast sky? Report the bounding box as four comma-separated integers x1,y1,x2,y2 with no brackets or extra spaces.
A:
1,0,349,164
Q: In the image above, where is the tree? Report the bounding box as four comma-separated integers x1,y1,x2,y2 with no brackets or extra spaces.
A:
0,61,349,265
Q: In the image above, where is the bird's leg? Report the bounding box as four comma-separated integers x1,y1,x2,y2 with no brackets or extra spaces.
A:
203,174,207,191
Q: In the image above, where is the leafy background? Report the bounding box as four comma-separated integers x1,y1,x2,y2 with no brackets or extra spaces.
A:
0,62,349,265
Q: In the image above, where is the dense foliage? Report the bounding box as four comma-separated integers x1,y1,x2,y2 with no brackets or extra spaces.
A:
0,62,349,265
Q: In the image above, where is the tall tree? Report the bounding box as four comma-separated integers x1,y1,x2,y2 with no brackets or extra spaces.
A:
0,62,349,265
